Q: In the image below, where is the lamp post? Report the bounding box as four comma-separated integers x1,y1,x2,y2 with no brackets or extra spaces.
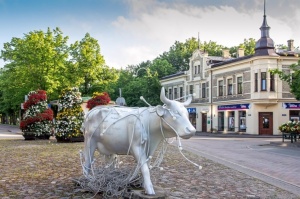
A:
133,67,148,77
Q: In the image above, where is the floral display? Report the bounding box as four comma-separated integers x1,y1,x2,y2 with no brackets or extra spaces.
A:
20,90,54,139
278,121,300,133
55,87,84,141
86,92,111,110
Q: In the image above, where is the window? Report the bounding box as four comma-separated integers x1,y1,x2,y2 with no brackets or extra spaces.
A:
174,88,177,99
239,111,246,132
168,88,172,99
218,80,223,96
270,73,275,91
194,66,197,74
189,85,193,95
206,82,209,98
237,77,243,94
227,78,233,95
179,87,183,99
218,112,224,131
228,111,235,131
198,65,200,74
255,73,258,92
261,72,267,91
202,83,206,98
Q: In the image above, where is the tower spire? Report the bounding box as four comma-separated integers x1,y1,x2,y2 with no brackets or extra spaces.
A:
264,0,266,16
198,32,200,50
254,0,277,56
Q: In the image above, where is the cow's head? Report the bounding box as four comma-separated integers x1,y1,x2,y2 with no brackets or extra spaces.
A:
156,87,196,139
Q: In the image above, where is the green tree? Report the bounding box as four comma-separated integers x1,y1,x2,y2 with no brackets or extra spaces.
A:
149,58,175,78
122,69,161,107
200,40,224,56
69,33,107,95
240,38,256,56
107,69,133,101
230,38,256,57
159,38,199,72
0,27,69,113
270,59,300,100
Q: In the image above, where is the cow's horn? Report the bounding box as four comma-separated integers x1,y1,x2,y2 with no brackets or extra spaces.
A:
160,87,171,105
182,94,193,106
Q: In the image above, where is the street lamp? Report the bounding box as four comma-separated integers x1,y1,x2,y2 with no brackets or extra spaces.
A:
133,67,148,77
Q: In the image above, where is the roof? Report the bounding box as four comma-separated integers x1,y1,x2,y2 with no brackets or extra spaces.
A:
208,56,234,62
160,71,185,80
211,55,253,68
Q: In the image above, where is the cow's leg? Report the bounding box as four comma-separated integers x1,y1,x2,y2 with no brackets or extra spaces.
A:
104,154,119,168
132,147,155,195
83,136,97,175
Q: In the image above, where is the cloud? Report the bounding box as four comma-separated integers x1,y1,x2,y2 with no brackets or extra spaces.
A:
108,0,300,68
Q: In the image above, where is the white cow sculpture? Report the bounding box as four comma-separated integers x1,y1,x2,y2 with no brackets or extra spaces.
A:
82,87,196,195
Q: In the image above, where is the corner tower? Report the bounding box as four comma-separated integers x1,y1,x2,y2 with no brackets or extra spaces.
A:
254,0,277,56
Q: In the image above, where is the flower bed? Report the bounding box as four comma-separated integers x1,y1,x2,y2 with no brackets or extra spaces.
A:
86,92,111,110
55,87,84,142
20,90,54,139
278,121,300,133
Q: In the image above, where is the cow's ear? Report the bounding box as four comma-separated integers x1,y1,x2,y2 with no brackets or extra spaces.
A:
156,105,165,117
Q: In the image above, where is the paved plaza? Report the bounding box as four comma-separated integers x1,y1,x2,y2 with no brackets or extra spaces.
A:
0,125,299,198
181,135,300,196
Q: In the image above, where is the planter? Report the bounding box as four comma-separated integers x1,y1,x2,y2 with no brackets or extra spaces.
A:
36,134,50,140
71,137,84,142
282,131,299,143
23,133,51,140
23,134,36,140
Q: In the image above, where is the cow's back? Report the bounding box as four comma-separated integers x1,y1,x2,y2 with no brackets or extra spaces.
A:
83,106,149,155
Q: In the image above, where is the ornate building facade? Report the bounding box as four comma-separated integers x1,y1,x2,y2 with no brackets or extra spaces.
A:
160,4,300,135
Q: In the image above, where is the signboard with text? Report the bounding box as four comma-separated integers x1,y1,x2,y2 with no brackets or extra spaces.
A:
187,108,196,113
218,104,250,111
283,103,300,109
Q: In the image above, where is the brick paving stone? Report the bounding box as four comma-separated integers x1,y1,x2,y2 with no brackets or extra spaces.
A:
0,138,299,198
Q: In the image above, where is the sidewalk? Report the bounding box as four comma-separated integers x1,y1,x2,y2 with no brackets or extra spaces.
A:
196,131,300,147
0,124,22,134
196,131,281,138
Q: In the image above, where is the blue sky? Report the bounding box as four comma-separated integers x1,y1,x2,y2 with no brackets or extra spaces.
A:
1,0,299,69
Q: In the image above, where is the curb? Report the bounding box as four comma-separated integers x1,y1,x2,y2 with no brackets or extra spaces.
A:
195,132,281,138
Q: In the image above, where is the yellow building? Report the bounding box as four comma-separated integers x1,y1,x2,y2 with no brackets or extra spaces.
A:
160,4,300,135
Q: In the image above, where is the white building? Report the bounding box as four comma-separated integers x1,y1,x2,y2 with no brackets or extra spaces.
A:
160,5,300,135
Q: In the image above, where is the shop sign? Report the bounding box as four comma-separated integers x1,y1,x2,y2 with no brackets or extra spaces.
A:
283,103,300,109
218,104,250,110
187,108,196,113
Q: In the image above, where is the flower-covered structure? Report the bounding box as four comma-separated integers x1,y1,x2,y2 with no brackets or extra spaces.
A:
20,90,54,139
86,92,111,110
55,87,85,142
279,121,300,133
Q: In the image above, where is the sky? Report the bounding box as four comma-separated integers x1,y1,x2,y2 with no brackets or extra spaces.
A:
0,0,299,69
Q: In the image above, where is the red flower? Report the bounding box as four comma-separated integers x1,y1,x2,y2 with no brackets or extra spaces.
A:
86,92,111,110
23,90,47,110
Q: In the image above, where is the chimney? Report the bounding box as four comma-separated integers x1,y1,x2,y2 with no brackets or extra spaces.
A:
222,49,230,58
287,39,295,51
237,48,244,58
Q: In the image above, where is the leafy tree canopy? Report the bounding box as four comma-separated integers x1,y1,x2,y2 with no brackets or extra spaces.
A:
0,28,117,113
270,59,300,100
